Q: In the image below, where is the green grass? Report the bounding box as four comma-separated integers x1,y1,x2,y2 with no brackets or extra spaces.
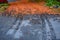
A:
0,3,9,12
45,0,60,7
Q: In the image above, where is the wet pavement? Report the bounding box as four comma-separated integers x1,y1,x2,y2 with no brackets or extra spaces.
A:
0,14,60,40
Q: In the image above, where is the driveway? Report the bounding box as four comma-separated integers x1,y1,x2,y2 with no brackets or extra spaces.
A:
0,14,60,40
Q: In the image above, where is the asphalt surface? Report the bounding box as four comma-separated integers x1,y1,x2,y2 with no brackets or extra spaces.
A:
0,14,60,40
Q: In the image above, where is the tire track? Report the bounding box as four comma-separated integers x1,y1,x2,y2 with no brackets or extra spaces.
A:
6,15,23,35
40,14,47,40
6,19,20,35
13,15,31,39
44,14,56,40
